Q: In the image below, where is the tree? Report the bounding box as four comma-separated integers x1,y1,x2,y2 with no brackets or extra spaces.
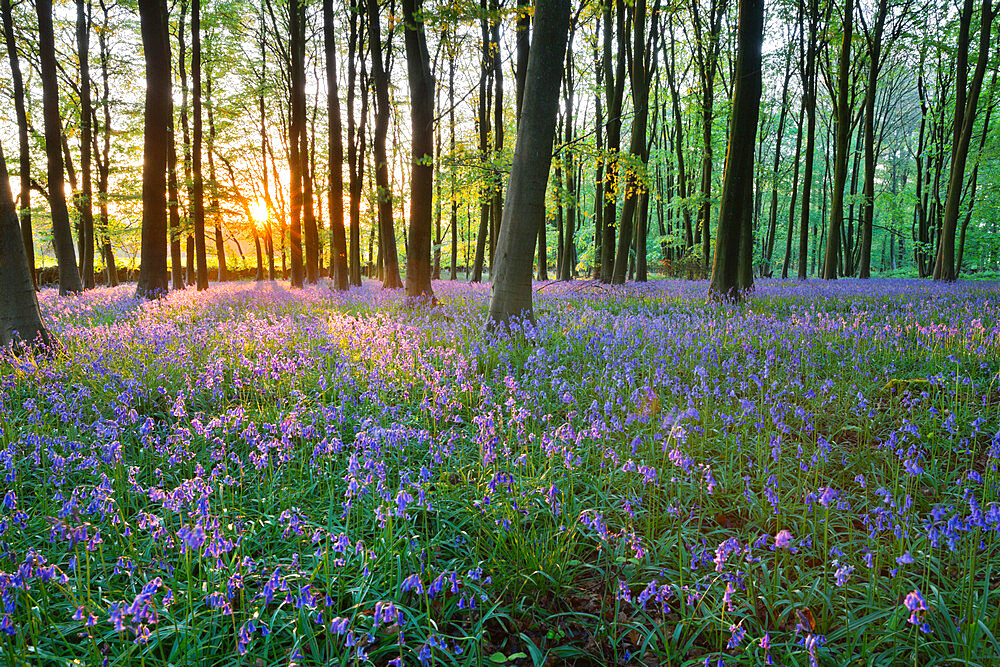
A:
611,0,659,284
36,0,83,295
288,0,307,288
934,0,996,281
77,0,95,288
708,0,762,300
324,0,349,290
192,0,209,290
488,0,569,326
367,0,403,288
346,0,367,286
403,0,435,298
95,0,117,286
691,0,727,274
135,0,172,299
0,142,50,349
599,0,627,282
821,0,853,279
797,0,823,279
1,0,35,287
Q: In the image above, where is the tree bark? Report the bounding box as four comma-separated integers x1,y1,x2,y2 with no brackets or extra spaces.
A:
0,142,50,349
192,0,209,290
324,0,349,290
488,0,569,326
934,0,994,280
135,0,172,299
206,68,227,282
600,0,627,282
1,0,35,287
367,0,403,288
96,0,117,286
822,0,853,280
37,0,83,295
708,0,762,300
797,0,820,280
77,0,95,288
347,0,366,286
611,0,658,284
402,0,436,298
856,0,888,278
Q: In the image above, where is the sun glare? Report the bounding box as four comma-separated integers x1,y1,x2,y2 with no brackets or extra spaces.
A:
250,199,268,226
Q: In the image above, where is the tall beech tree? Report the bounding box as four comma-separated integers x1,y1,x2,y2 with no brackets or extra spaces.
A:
367,0,403,288
1,0,34,287
77,0,95,288
324,0,349,290
599,0,626,283
709,0,762,300
821,0,853,280
611,0,659,284
402,0,435,298
192,0,209,290
96,0,117,286
288,0,306,287
346,0,366,286
934,0,996,281
36,0,83,295
0,142,50,349
691,0,727,274
489,0,569,326
135,0,172,299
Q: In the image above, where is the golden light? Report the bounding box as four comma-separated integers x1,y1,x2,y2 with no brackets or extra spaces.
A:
250,199,268,227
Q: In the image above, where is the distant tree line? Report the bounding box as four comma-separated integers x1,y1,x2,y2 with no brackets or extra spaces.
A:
0,0,997,340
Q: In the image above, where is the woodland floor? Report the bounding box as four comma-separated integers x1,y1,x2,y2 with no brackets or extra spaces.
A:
1,278,999,666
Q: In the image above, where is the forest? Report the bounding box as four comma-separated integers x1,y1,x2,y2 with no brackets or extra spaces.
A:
0,0,997,304
1,0,1000,665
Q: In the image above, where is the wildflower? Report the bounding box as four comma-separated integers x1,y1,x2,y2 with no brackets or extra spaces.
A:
903,589,930,630
760,632,773,665
727,621,746,649
774,530,793,549
834,565,854,587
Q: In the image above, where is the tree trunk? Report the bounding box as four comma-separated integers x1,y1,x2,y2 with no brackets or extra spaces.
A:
77,0,95,288
324,0,349,290
402,0,435,298
168,109,184,290
934,0,994,281
471,0,493,284
0,143,50,349
797,0,819,280
821,0,853,280
612,0,657,284
559,25,577,282
192,0,209,290
135,0,171,299
1,0,35,287
856,0,887,278
96,0,117,286
206,69,227,282
692,0,726,275
488,0,569,326
708,0,762,300
600,0,627,282
37,0,83,295
449,41,458,280
367,0,403,288
347,0,366,286
514,0,530,120
764,41,793,272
